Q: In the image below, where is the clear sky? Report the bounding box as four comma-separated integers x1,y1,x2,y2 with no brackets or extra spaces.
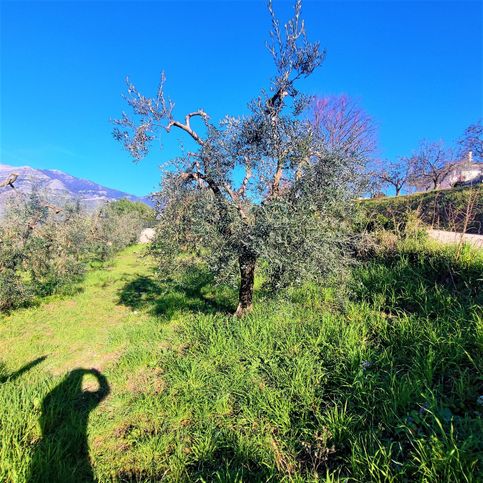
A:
1,0,481,196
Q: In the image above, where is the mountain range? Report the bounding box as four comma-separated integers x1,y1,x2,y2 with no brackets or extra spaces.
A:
0,164,152,215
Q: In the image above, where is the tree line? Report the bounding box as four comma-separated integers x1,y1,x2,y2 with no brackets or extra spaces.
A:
370,123,482,197
311,96,481,197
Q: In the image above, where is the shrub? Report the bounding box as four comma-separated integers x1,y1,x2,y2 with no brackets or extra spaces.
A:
0,270,32,312
90,201,151,261
24,210,91,296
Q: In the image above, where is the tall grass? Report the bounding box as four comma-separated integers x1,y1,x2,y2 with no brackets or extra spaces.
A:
99,241,482,481
0,242,481,481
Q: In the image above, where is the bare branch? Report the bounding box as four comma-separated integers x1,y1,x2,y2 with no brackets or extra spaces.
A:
223,182,249,222
458,120,482,162
312,95,376,158
0,173,19,190
43,204,63,215
166,116,206,146
374,157,414,196
271,160,285,196
185,110,209,129
408,140,456,191
238,160,252,197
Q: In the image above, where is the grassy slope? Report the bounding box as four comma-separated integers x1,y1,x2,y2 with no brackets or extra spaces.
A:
0,246,151,375
360,185,483,234
0,243,482,482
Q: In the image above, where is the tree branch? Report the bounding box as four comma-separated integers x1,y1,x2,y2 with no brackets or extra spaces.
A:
223,182,249,222
0,173,19,190
238,161,252,197
166,110,208,146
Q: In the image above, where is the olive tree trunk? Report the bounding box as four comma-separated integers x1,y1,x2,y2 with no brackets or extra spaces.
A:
234,251,256,317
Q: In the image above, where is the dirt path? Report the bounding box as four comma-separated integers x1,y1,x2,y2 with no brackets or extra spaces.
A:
0,245,155,375
428,229,483,249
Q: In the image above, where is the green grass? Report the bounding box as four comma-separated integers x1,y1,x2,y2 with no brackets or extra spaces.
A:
0,242,481,481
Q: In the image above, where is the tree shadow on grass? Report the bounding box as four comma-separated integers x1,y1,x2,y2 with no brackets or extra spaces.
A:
27,368,109,483
118,265,235,318
0,356,47,384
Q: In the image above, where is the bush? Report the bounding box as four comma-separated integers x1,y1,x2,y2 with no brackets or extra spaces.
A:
353,205,429,259
0,270,32,312
24,211,90,296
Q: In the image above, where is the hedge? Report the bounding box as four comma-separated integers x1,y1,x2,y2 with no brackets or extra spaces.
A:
359,185,482,234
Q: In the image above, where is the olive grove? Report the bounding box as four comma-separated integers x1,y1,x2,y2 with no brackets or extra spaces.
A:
0,189,152,312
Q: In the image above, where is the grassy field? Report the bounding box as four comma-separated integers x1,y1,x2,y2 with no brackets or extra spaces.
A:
0,243,481,482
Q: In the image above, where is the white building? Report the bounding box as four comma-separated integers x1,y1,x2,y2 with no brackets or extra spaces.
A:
441,152,482,188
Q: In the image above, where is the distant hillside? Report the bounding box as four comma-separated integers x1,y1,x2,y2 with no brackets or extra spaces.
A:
0,164,152,215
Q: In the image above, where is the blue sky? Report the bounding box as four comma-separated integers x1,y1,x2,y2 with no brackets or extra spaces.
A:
1,0,481,196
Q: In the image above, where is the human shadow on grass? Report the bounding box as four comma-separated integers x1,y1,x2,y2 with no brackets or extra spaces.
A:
0,356,47,384
118,266,234,318
27,368,109,483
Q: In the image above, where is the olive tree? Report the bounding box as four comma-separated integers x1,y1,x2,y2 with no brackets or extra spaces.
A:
0,188,150,311
113,0,368,316
90,200,152,261
0,192,87,305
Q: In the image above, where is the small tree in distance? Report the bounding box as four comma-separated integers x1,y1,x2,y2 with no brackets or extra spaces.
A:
408,140,456,191
113,0,368,316
375,157,414,196
458,120,482,162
